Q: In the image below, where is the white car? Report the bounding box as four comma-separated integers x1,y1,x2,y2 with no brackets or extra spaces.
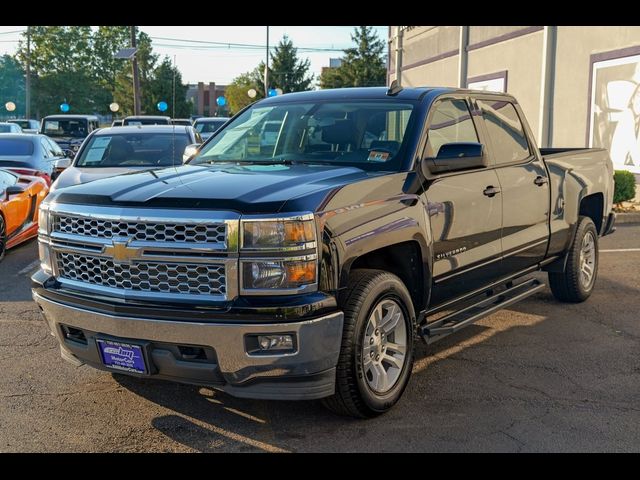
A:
50,125,202,192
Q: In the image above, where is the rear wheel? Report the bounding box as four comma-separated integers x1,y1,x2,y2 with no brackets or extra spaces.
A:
549,216,599,302
0,214,6,261
322,269,415,418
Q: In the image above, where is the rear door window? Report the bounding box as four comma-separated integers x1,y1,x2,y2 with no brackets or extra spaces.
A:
478,100,530,165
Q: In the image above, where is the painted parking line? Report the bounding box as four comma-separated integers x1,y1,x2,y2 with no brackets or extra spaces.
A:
17,260,40,276
599,248,640,253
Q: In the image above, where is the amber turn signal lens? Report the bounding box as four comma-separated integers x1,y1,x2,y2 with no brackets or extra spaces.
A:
284,221,315,244
285,260,316,283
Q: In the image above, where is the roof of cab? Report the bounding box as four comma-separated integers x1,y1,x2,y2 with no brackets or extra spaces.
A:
256,86,515,105
42,114,99,120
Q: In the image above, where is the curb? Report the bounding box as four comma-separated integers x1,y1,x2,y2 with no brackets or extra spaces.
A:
615,212,640,224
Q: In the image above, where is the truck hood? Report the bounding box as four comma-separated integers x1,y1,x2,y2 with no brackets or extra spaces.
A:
51,166,157,193
51,163,384,213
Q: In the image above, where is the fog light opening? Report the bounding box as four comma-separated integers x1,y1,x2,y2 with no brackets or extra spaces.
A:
245,333,297,355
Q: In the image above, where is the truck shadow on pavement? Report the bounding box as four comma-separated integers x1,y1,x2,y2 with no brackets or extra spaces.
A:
111,271,638,452
111,324,493,453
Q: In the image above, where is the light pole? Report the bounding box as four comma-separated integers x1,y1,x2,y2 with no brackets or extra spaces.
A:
130,26,141,115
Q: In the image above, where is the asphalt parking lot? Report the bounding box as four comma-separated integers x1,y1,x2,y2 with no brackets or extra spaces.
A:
1,225,639,452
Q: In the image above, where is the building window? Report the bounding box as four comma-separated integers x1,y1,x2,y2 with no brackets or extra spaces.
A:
588,47,640,174
467,71,508,93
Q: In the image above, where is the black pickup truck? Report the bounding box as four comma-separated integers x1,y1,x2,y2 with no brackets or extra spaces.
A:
33,86,615,418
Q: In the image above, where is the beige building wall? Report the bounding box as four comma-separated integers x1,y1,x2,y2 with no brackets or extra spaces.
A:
553,26,640,147
467,30,544,141
390,26,640,147
391,55,459,88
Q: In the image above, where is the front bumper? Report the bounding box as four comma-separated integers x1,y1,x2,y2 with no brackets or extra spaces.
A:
33,291,344,400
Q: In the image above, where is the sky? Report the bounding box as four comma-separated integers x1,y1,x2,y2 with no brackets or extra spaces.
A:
0,26,389,86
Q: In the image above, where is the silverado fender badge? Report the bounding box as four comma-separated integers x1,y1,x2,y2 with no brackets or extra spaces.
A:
436,247,467,260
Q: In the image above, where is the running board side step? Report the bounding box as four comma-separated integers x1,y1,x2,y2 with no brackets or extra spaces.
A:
419,278,545,345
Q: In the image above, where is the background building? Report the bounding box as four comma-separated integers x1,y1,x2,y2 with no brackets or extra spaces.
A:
388,26,640,176
186,82,229,117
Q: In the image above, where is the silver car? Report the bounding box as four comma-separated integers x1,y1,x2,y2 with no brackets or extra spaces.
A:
193,117,230,141
0,133,70,186
51,125,202,192
8,119,39,134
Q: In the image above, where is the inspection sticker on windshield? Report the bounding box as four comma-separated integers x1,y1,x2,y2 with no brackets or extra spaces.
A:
368,151,390,162
92,137,111,148
96,339,147,374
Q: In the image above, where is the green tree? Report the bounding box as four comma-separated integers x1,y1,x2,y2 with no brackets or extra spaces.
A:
0,55,25,118
145,57,191,117
226,72,261,115
319,26,386,88
16,26,97,116
112,29,158,116
269,35,313,93
91,26,132,113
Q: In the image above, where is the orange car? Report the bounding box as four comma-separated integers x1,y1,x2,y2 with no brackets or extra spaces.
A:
0,168,49,260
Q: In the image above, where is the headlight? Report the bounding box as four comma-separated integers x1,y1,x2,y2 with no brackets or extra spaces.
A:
37,204,50,235
241,214,315,251
241,256,317,291
239,213,318,293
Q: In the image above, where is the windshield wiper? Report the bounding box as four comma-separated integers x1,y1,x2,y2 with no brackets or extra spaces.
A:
200,159,295,166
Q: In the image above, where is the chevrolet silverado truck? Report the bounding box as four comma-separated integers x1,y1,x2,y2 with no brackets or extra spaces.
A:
32,85,615,418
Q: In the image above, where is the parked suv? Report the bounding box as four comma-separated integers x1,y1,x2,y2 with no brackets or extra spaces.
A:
40,115,99,158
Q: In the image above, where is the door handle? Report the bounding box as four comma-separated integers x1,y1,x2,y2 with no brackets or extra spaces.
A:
534,175,548,186
483,186,501,197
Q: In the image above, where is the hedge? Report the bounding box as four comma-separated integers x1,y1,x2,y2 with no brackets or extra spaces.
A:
613,170,637,204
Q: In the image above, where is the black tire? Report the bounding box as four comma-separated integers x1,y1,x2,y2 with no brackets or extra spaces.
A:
548,216,599,303
0,214,6,262
322,269,415,418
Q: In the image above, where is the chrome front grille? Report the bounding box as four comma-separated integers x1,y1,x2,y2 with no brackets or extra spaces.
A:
56,252,226,296
54,215,226,244
45,205,240,303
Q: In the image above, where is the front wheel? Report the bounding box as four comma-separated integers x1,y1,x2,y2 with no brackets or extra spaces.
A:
549,216,599,302
322,269,415,418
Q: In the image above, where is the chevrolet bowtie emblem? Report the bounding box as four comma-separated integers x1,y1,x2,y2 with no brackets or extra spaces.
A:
103,238,141,264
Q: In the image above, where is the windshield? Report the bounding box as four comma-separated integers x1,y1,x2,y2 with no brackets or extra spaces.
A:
43,119,88,138
75,132,190,168
0,138,34,155
189,100,415,170
195,120,226,134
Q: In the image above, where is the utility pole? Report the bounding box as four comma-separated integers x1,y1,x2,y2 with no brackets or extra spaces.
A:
131,26,142,115
394,26,403,86
25,26,31,119
458,26,469,88
264,26,269,97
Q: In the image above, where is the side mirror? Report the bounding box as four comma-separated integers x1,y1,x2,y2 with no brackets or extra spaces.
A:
53,158,72,176
5,184,25,199
183,143,200,163
424,142,486,174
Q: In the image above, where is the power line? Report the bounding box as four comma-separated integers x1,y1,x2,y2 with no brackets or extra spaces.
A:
149,35,347,52
0,29,25,36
